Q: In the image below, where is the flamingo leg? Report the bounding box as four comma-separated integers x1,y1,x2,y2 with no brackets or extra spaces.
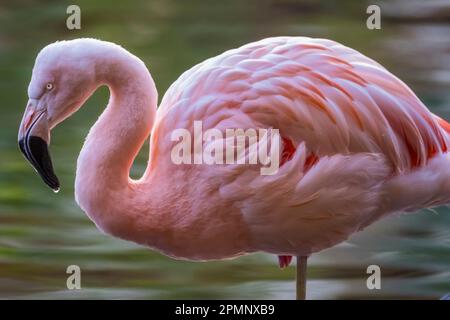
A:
296,255,308,300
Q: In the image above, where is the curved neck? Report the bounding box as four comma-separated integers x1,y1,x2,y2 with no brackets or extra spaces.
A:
75,46,158,236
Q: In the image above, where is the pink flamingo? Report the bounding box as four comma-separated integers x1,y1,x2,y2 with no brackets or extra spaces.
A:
18,37,450,299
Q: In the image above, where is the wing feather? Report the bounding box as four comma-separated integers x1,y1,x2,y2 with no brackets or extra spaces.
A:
156,36,448,173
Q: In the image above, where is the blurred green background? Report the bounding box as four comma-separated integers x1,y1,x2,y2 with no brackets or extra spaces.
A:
0,0,449,299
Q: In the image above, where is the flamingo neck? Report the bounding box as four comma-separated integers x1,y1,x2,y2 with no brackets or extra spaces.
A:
75,46,159,237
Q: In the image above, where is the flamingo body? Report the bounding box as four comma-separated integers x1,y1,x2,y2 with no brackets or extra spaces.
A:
19,37,450,263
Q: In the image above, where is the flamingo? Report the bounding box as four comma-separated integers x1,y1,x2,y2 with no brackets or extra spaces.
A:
18,37,450,299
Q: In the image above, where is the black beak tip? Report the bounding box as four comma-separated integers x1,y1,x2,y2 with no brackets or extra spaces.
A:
46,177,60,193
19,136,60,193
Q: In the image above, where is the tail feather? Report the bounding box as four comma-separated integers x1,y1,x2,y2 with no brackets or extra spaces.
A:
382,152,450,213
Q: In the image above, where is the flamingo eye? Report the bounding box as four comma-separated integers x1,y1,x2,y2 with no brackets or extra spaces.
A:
46,82,54,91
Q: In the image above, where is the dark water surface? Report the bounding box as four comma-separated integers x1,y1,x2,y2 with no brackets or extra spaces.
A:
0,0,449,299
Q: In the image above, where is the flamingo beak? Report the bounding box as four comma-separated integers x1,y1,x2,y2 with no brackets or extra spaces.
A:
18,101,60,192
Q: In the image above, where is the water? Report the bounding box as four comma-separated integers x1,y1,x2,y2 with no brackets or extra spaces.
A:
0,0,449,299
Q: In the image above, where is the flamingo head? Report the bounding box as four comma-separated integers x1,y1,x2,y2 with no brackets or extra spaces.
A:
18,40,98,192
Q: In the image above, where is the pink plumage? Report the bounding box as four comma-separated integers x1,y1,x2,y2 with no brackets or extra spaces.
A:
19,37,450,271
